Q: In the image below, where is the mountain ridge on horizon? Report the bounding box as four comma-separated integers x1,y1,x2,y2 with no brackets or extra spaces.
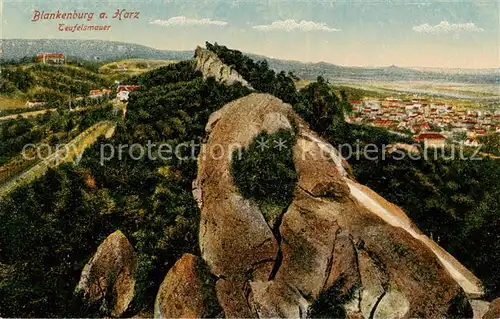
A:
1,39,498,84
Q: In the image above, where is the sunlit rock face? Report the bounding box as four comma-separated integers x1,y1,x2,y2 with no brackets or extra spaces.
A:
482,298,500,319
194,46,252,88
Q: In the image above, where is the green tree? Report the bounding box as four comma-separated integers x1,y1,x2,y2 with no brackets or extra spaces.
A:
294,76,344,135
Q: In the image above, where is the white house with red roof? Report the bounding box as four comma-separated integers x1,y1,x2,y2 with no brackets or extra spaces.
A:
414,133,446,148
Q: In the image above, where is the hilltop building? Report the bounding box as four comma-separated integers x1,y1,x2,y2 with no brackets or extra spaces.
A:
36,53,65,64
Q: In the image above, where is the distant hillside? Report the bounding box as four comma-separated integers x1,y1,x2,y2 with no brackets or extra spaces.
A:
246,54,500,85
1,39,193,62
1,39,498,84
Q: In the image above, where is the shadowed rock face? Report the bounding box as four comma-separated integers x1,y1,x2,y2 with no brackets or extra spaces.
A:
194,47,252,89
192,93,483,318
76,230,137,317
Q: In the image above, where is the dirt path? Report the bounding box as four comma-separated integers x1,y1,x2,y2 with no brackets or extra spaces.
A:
478,152,500,159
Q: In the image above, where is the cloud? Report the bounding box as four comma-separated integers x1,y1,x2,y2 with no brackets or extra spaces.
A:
412,21,484,34
253,19,340,32
150,16,228,27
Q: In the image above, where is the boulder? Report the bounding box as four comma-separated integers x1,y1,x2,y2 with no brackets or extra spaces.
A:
76,230,137,317
154,254,220,318
194,47,252,88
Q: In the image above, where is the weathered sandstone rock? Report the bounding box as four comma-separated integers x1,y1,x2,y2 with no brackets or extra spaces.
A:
471,299,491,319
76,230,137,317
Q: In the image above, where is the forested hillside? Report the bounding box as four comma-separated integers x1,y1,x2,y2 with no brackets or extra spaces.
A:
0,62,112,103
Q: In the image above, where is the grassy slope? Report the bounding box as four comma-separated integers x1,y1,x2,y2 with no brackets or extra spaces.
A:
99,59,179,82
1,63,112,106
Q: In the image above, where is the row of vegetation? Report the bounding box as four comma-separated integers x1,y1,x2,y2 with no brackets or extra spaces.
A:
478,133,500,156
0,60,113,105
0,44,498,319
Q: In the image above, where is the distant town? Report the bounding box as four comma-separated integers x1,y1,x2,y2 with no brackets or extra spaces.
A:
348,97,500,148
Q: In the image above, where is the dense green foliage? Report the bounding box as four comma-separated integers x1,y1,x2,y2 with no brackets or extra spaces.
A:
0,103,115,166
295,76,348,135
0,60,251,317
232,130,297,208
65,57,106,73
0,166,117,316
1,68,34,92
124,60,200,87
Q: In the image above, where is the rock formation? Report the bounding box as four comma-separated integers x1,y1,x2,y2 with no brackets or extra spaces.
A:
154,253,220,318
190,92,484,318
76,230,137,317
471,300,492,319
483,298,500,319
194,46,252,89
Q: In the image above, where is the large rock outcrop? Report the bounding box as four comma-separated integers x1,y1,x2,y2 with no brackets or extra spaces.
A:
471,300,492,319
76,230,137,317
191,93,484,318
194,46,252,89
154,253,220,318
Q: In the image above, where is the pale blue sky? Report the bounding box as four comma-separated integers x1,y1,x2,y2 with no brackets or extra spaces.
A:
1,0,499,68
